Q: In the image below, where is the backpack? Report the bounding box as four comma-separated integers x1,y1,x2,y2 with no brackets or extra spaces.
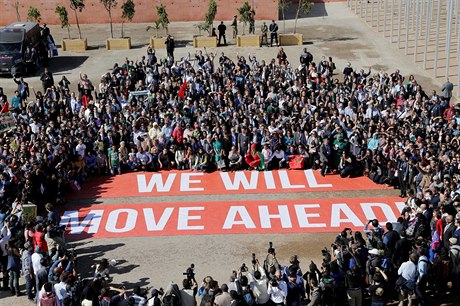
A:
242,289,255,306
40,292,57,306
164,293,180,306
418,258,432,280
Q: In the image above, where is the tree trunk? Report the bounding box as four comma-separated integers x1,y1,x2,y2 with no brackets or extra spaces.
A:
294,0,301,34
121,22,124,38
67,26,71,40
283,10,286,34
74,10,82,39
109,11,113,38
15,1,20,21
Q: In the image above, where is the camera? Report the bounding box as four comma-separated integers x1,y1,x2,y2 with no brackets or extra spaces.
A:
251,253,257,265
183,264,195,284
240,263,248,272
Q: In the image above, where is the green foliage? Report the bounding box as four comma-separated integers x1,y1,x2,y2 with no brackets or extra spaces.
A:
237,1,251,35
27,6,41,23
156,4,169,34
121,0,135,22
55,5,71,39
100,0,118,13
299,0,313,15
55,6,69,28
146,20,162,37
70,0,85,12
278,0,291,33
294,0,313,33
194,22,210,36
204,0,217,35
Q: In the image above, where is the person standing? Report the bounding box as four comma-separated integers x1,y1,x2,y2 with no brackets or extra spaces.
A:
217,21,227,46
22,242,35,300
269,20,279,47
248,9,255,34
231,15,238,39
261,22,268,47
40,67,54,92
441,78,454,104
165,35,175,61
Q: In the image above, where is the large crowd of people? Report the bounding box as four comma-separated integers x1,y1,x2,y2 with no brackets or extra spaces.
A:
0,32,459,305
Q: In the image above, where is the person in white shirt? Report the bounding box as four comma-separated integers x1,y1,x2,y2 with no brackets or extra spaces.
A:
262,144,272,169
214,284,231,306
31,247,43,276
180,279,197,306
397,253,418,306
267,270,287,306
54,272,70,306
249,263,269,305
75,139,86,158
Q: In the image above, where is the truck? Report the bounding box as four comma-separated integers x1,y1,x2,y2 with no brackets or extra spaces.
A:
0,22,42,75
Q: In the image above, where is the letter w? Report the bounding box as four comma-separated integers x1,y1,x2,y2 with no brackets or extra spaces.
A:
220,171,258,190
137,173,176,193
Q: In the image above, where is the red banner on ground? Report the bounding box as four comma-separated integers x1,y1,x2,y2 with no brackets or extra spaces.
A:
60,197,405,239
69,170,389,199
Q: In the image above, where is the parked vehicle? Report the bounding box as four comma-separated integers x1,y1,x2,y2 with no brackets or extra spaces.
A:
0,22,41,75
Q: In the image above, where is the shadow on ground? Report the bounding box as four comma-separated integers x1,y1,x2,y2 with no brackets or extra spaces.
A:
49,56,89,74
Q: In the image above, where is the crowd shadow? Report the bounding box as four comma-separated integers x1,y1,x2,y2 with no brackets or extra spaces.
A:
73,242,125,278
49,56,89,74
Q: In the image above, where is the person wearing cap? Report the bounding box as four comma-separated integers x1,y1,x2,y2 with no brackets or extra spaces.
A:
245,143,265,171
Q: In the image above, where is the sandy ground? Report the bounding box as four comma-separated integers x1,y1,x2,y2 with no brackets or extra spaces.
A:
0,2,457,305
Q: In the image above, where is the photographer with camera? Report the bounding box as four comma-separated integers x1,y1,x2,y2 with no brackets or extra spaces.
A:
248,254,269,306
267,270,287,306
263,242,280,280
235,263,255,306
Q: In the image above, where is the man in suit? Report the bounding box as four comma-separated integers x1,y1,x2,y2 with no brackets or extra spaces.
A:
443,215,456,254
319,138,332,177
441,78,454,104
217,21,227,46
269,20,279,47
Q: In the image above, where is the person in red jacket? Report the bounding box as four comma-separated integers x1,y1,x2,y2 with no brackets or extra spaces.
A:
33,224,48,255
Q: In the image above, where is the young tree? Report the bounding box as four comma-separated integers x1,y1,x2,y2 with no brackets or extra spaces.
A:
15,0,20,21
121,0,135,38
27,6,41,23
55,5,71,39
237,1,251,35
100,0,118,39
70,0,85,39
146,20,161,38
204,0,217,37
294,0,313,33
278,0,291,34
156,4,169,35
194,22,210,36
